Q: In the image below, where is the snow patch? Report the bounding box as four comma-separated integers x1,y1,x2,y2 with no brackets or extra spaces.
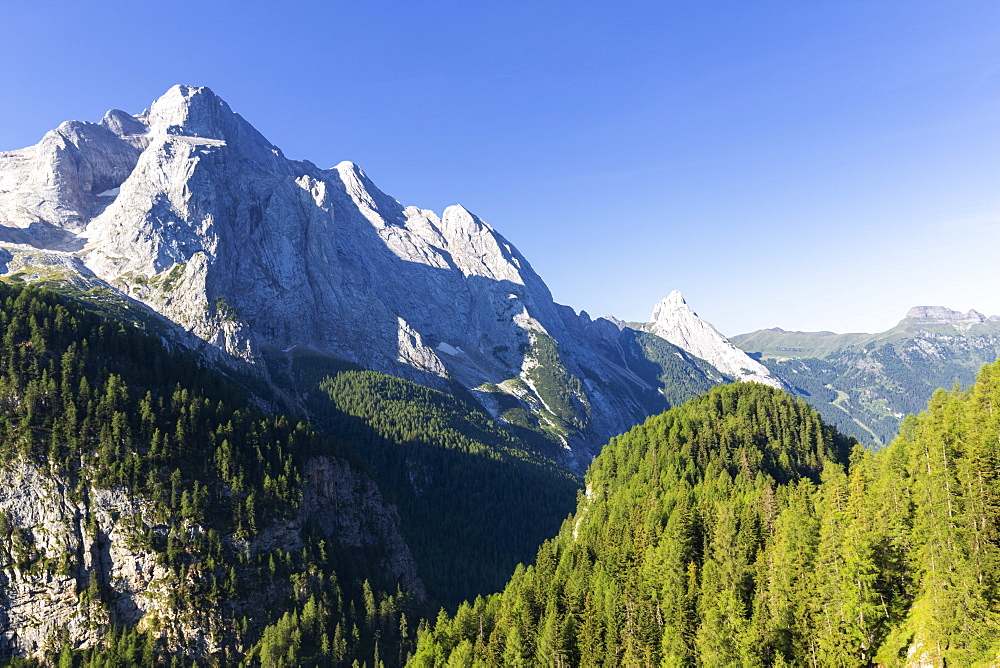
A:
436,342,464,356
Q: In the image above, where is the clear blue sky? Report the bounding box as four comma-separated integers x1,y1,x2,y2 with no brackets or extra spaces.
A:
2,1,999,335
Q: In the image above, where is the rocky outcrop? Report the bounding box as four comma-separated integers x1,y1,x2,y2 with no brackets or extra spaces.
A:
0,462,173,658
0,117,142,246
646,290,786,389
0,456,422,661
905,305,1000,326
255,456,424,601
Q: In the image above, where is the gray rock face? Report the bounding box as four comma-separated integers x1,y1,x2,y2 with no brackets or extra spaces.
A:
0,85,672,463
905,305,1000,325
0,118,141,248
0,462,173,658
75,85,560,386
0,456,421,660
255,456,424,601
646,291,786,389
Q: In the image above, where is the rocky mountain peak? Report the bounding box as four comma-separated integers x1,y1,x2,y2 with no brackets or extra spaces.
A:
646,292,785,389
100,109,149,138
905,305,998,325
441,204,483,237
142,84,289,169
334,160,401,217
147,85,229,137
651,290,691,322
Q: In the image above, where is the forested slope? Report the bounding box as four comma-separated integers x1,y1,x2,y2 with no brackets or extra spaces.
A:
0,283,422,665
270,353,581,607
734,315,1000,448
412,369,1000,665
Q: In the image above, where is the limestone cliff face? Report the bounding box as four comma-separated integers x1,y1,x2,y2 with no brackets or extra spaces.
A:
0,462,167,658
255,457,424,600
76,85,564,387
647,291,786,389
904,305,1000,329
0,117,142,245
0,84,666,463
0,456,421,661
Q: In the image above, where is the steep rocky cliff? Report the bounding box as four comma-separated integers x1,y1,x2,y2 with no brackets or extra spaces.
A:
0,85,673,463
0,455,421,661
644,290,785,388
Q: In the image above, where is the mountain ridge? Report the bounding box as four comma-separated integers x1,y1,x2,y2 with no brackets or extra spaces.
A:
732,304,1000,447
644,289,786,389
733,304,1000,360
0,84,789,469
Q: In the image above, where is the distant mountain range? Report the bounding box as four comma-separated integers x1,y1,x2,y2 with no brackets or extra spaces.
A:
732,306,1000,446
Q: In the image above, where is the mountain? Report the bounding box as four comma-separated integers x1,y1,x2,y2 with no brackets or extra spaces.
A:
0,85,758,663
0,85,683,468
4,84,999,665
413,363,1000,665
732,305,1000,446
0,85,790,470
641,290,785,389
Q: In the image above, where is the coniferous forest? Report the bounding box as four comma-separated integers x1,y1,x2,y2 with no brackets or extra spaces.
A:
0,282,425,665
412,375,1000,666
2,278,1000,665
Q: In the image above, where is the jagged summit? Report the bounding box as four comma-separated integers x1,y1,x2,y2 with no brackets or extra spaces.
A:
905,305,1000,325
0,84,663,465
100,108,148,137
665,289,685,305
147,85,230,137
650,289,689,319
647,291,785,389
651,289,711,321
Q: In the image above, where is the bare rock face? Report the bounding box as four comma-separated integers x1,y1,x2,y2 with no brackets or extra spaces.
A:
0,118,141,247
256,456,425,601
647,290,786,389
0,456,421,661
76,85,564,388
0,85,667,462
905,305,1000,326
0,462,173,657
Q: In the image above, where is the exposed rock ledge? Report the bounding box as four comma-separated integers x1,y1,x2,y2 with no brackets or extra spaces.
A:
0,456,422,661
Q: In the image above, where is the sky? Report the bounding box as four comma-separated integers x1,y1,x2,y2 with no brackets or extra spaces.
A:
1,1,999,335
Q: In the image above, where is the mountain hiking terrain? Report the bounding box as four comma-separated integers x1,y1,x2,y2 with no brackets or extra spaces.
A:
0,85,997,664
